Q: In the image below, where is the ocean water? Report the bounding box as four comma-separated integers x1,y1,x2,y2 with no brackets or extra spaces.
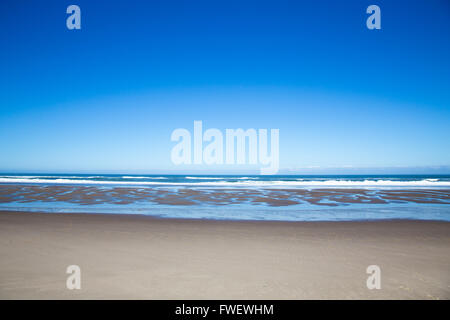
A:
0,174,450,221
1,174,450,188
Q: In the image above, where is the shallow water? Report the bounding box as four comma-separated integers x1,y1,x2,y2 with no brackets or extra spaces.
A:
1,175,450,221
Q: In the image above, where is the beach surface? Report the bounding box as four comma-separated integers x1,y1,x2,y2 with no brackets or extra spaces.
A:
0,210,449,299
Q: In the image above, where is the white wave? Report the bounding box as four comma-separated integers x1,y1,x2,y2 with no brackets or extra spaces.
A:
268,179,450,187
185,176,225,180
1,178,450,188
0,175,106,179
121,176,167,179
0,175,81,179
0,178,164,185
234,177,259,180
185,176,258,180
185,179,450,187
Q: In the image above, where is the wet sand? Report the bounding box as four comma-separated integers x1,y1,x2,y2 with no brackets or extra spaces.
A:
0,210,449,299
1,184,450,206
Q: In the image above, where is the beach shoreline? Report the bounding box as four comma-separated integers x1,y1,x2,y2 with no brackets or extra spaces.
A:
1,184,450,207
1,183,450,221
1,210,449,299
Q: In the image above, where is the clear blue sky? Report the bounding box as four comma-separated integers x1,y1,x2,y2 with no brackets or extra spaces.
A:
0,0,449,174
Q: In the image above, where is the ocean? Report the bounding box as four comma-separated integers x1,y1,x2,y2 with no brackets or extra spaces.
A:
0,174,449,221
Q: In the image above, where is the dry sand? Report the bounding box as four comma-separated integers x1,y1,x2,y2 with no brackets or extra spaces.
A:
0,210,449,299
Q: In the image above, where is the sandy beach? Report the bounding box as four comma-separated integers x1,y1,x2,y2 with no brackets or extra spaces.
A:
0,210,449,299
1,184,449,206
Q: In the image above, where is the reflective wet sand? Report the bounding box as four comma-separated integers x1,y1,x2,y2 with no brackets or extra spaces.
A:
1,184,449,207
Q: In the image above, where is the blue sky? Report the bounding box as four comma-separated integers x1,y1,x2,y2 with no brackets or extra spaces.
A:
0,0,449,174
